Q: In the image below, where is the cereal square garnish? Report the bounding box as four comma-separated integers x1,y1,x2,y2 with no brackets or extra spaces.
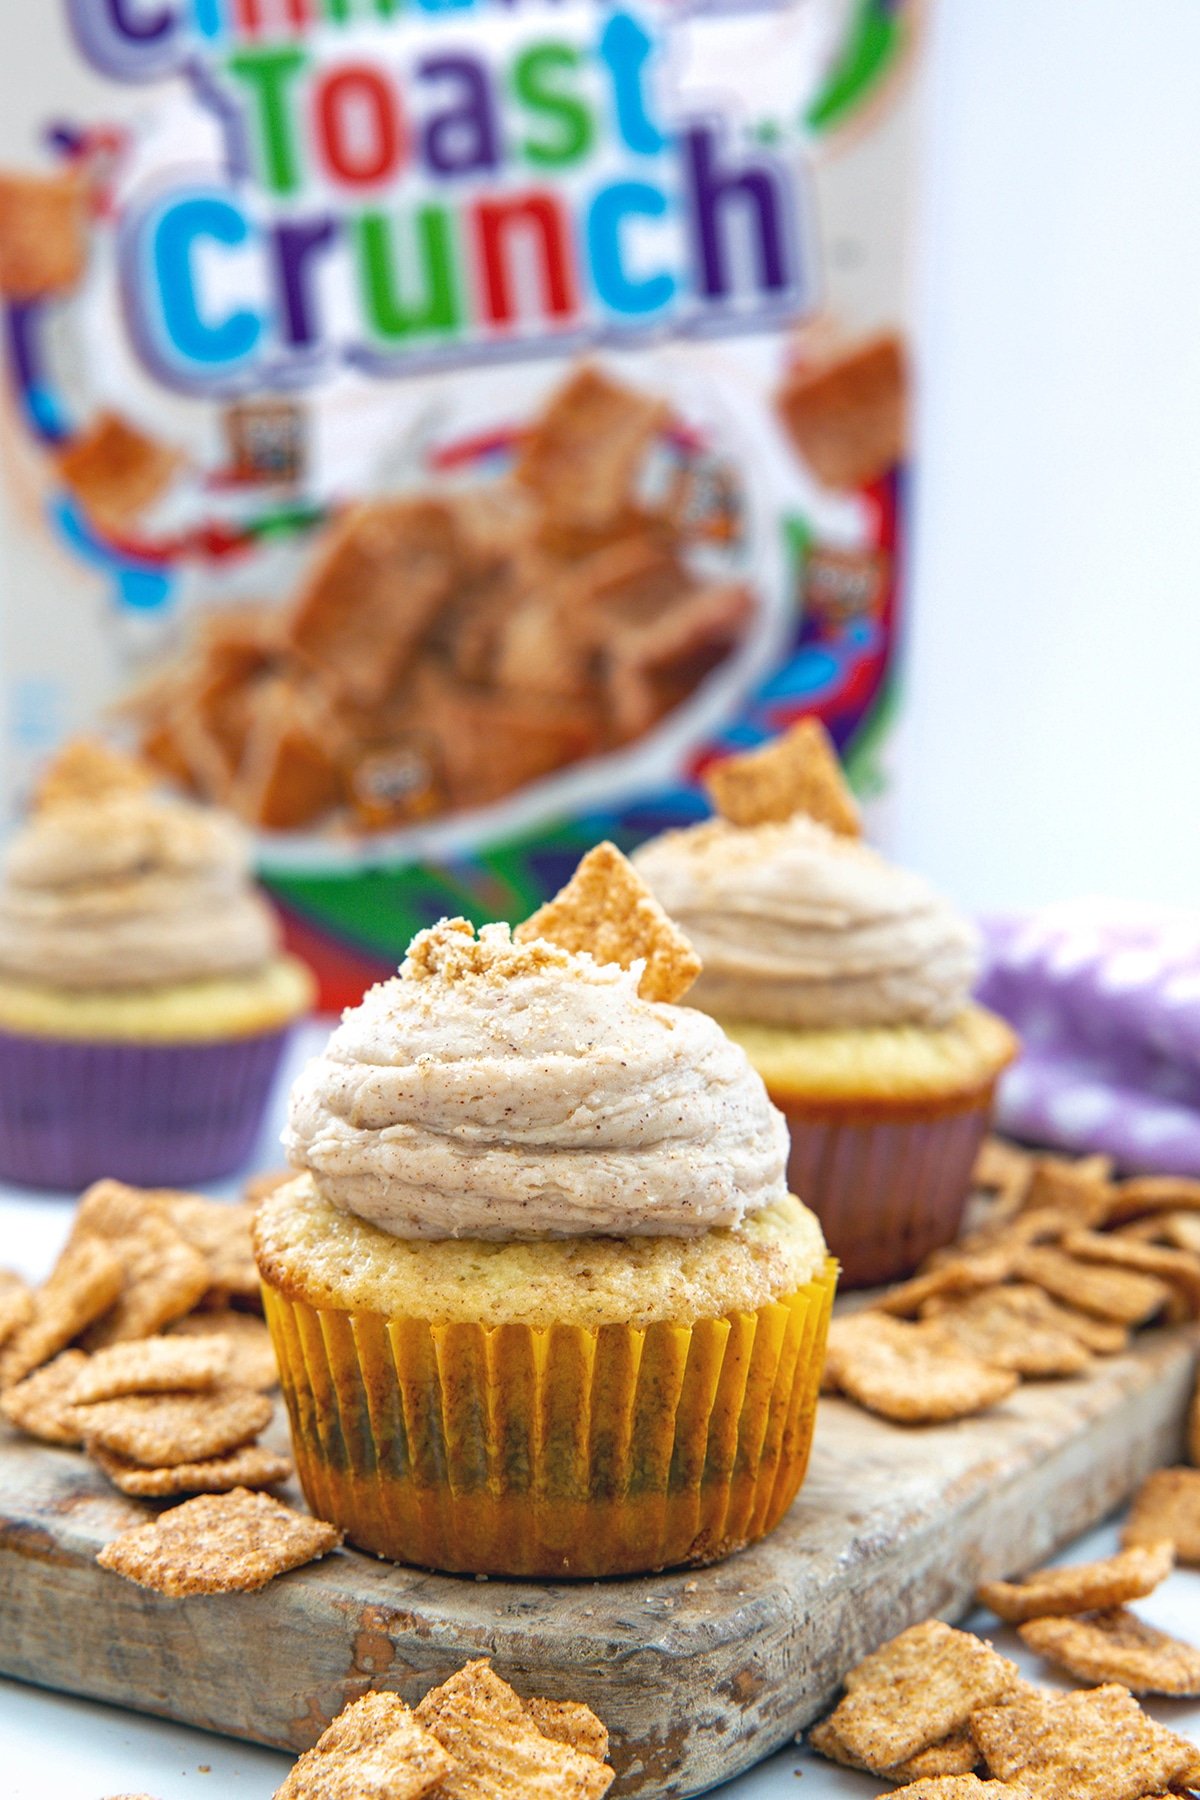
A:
275,1691,457,1800
69,1335,231,1405
1013,1246,1168,1325
702,717,861,835
1022,1159,1113,1228
821,1621,1020,1774
97,1488,341,1596
0,1350,91,1445
416,1659,614,1799
969,1680,1199,1800
523,1699,610,1764
70,1180,211,1348
823,1313,1018,1424
0,1237,123,1387
79,1387,272,1468
1018,1606,1200,1695
90,1442,293,1498
0,1271,33,1350
515,841,701,1004
976,1540,1173,1623
1122,1466,1200,1563
166,1195,260,1309
167,1312,278,1391
918,1289,1091,1379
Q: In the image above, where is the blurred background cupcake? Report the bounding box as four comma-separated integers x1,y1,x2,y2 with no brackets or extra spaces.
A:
0,739,314,1189
634,721,1018,1286
256,848,835,1578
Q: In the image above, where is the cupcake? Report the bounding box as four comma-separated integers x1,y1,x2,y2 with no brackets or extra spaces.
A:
0,740,314,1189
254,845,834,1578
633,721,1018,1286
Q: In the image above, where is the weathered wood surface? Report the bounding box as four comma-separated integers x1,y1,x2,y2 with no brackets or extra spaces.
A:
1,1326,1197,1798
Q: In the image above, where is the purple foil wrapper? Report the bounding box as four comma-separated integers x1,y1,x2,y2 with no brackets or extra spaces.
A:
782,1103,993,1288
978,902,1200,1173
0,1028,291,1191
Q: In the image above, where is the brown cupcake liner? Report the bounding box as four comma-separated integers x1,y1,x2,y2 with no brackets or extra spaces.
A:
776,1090,997,1288
261,1260,836,1579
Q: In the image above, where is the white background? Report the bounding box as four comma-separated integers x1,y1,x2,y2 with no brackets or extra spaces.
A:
894,0,1200,914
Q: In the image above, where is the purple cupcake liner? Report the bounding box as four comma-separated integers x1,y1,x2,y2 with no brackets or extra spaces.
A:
779,1100,994,1288
0,1026,292,1191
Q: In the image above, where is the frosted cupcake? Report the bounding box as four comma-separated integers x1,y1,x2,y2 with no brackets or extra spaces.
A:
0,741,313,1188
633,722,1018,1285
255,846,834,1578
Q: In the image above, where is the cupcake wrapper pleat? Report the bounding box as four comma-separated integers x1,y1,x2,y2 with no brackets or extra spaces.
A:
0,1027,292,1190
780,1094,996,1287
263,1261,836,1579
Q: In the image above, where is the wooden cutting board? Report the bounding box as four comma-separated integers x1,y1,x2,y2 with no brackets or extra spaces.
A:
1,1324,1196,1798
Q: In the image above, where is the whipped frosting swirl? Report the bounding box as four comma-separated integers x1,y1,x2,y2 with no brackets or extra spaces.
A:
284,919,789,1240
0,790,280,990
633,816,978,1029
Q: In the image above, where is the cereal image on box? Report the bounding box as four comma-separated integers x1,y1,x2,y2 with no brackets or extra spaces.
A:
0,0,923,1003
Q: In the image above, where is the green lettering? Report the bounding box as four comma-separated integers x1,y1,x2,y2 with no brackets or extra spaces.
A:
512,44,593,168
324,0,399,20
227,47,307,196
358,208,459,341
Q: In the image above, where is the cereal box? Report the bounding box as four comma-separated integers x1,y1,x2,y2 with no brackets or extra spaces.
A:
0,0,924,1003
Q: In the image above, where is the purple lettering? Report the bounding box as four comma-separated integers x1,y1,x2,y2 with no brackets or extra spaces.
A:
417,55,500,178
684,124,788,302
273,216,338,347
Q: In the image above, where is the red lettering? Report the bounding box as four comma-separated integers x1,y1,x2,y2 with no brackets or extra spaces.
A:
315,66,405,187
474,193,576,327
234,0,311,35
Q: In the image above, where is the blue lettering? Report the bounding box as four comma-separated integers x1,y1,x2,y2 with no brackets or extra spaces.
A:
152,196,262,367
587,181,674,316
598,14,665,157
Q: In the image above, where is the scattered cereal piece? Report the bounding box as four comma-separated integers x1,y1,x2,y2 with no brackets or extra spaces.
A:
976,1541,1174,1624
0,1237,123,1387
523,1699,610,1764
890,1781,1031,1800
870,1251,1015,1319
416,1659,614,1799
919,1289,1091,1379
1018,1607,1200,1696
79,1388,272,1467
891,1732,983,1781
821,1621,1020,1774
1106,1174,1200,1225
1021,1160,1113,1228
69,1335,232,1404
166,1195,260,1309
703,717,861,836
1061,1228,1200,1317
1012,1246,1169,1325
920,1283,1127,1357
969,1680,1199,1800
1122,1466,1200,1563
167,1312,278,1391
972,1138,1034,1220
90,1441,292,1497
0,1271,33,1349
275,1690,457,1800
515,841,701,1004
1119,1208,1200,1255
70,1181,211,1348
97,1488,341,1596
0,1350,90,1445
824,1313,1018,1424
33,739,153,812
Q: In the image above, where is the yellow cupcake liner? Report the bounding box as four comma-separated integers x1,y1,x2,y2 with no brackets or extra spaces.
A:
261,1259,836,1578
